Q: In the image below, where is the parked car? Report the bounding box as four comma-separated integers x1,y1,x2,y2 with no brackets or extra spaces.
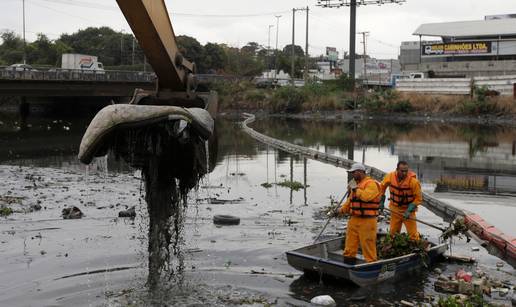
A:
5,63,38,72
253,77,277,89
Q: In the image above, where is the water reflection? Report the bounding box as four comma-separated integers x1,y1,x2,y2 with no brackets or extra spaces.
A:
288,271,429,305
4,114,516,195
251,118,516,195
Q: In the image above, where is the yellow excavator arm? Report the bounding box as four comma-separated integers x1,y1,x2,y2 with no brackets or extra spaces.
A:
116,0,194,92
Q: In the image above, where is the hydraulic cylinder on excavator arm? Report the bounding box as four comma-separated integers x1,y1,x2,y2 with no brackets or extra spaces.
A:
116,0,196,93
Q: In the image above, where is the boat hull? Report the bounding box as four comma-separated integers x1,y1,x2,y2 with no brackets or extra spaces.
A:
286,235,447,287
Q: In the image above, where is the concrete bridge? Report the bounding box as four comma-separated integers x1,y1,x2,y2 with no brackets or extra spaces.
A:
0,68,156,97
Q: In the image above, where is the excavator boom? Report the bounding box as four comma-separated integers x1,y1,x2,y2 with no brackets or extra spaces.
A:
116,0,193,91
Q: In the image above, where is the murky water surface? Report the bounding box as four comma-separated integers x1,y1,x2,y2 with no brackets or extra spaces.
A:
0,114,514,306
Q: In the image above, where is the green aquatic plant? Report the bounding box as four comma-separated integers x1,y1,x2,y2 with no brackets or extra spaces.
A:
260,182,273,189
438,294,493,307
0,206,13,217
277,180,306,191
377,233,430,262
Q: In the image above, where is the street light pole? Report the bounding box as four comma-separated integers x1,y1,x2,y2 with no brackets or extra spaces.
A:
274,15,281,79
268,24,274,79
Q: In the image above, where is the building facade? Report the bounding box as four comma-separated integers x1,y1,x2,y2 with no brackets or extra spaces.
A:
400,15,516,77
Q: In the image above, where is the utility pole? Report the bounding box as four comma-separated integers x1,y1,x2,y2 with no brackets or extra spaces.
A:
291,7,310,84
349,0,356,87
120,29,125,65
304,6,309,82
268,24,274,79
22,0,26,64
274,15,281,79
316,0,406,90
358,31,369,81
291,8,296,84
132,36,135,66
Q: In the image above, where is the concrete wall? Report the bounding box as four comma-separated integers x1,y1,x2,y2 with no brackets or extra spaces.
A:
396,74,516,95
403,60,516,77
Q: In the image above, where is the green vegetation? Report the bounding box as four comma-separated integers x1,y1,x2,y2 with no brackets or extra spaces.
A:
458,86,499,115
0,27,311,76
377,233,429,260
277,180,306,191
260,182,273,189
437,294,492,307
0,206,13,217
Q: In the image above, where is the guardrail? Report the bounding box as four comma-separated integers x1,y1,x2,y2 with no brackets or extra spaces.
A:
0,66,156,83
396,75,516,96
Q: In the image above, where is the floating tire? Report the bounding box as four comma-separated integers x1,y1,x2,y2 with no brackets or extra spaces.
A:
213,214,240,226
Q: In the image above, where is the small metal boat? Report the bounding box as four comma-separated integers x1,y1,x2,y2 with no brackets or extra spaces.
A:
286,234,447,287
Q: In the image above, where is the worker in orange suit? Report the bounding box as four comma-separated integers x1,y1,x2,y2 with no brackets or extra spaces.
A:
381,161,422,241
334,163,382,264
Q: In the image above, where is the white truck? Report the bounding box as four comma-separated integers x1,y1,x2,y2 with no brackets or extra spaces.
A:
61,53,104,71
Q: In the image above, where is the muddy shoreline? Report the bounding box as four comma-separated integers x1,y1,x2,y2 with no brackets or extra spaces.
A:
220,109,516,127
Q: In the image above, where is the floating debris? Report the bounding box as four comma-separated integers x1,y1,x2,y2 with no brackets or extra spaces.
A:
209,197,244,204
118,206,136,218
0,206,13,217
0,195,25,205
310,295,336,306
260,182,273,188
276,180,306,191
441,218,470,241
62,206,84,219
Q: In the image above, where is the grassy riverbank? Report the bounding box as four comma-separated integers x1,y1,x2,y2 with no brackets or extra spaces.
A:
212,77,516,117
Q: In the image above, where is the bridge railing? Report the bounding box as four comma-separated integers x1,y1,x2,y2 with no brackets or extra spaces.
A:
0,67,156,83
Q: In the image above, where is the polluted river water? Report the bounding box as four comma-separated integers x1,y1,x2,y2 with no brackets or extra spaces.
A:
0,114,514,306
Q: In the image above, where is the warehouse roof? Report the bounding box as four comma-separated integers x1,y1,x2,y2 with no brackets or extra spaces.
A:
413,18,516,38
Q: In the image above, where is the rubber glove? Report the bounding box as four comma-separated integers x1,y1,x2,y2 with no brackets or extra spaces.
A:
347,179,358,191
379,195,386,212
403,203,416,219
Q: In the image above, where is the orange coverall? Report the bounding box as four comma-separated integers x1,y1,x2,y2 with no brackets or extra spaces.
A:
338,176,381,263
381,171,422,240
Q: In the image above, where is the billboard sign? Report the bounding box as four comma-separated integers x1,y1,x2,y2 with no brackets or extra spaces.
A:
422,41,492,56
326,47,338,62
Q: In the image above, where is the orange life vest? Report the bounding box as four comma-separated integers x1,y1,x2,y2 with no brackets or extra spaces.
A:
389,171,417,207
349,177,381,217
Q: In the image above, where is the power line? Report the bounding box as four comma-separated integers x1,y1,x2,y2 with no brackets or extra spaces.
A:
28,0,291,18
316,0,407,91
30,1,99,23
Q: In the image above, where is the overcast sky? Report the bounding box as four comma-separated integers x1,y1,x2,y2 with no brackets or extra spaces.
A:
1,0,515,59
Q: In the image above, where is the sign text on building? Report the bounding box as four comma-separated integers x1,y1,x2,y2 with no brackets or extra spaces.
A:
422,42,492,56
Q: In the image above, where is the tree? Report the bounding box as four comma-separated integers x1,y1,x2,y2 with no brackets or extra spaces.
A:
176,35,205,72
223,46,264,77
203,43,227,73
0,31,24,64
282,44,304,57
27,34,58,65
241,42,262,56
58,27,122,66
